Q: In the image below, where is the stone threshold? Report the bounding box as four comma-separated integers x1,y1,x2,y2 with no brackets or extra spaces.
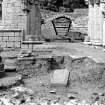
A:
22,40,45,44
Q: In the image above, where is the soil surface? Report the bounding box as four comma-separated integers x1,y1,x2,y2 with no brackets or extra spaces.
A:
1,42,104,102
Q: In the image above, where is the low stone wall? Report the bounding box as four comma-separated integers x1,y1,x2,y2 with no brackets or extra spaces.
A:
0,29,24,48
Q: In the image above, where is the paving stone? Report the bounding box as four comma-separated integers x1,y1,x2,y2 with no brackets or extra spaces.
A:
50,69,70,87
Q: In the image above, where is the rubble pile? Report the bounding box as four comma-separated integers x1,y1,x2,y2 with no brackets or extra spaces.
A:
17,59,50,78
17,55,71,78
72,16,88,34
70,57,105,87
73,16,88,27
0,86,105,105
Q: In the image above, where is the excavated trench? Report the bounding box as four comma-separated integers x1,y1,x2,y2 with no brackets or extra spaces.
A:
17,55,105,88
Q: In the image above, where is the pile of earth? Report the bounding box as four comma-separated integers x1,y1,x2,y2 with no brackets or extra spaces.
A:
16,55,105,89
70,57,105,88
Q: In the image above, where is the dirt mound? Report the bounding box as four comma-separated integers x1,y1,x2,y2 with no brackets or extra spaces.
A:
70,57,105,88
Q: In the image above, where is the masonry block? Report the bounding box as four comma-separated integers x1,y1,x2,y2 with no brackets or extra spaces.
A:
9,37,15,41
14,42,21,48
14,37,21,41
21,44,29,49
14,32,20,36
50,69,70,87
1,42,7,47
0,37,2,41
0,32,3,36
3,37,8,41
5,32,14,36
28,44,33,49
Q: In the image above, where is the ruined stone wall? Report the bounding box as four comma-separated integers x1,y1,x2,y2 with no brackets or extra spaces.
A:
0,0,27,48
1,0,27,30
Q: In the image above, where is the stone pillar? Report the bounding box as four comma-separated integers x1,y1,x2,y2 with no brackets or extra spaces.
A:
93,3,101,45
99,1,105,45
101,0,105,46
103,19,105,46
88,2,94,43
23,0,42,41
27,3,41,40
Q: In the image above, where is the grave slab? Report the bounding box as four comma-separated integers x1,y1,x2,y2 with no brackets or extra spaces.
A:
50,69,70,87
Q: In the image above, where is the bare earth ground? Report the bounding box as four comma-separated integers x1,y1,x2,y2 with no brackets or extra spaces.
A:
1,42,105,102
22,42,105,102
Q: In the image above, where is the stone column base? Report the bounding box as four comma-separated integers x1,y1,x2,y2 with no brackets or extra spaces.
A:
90,39,102,45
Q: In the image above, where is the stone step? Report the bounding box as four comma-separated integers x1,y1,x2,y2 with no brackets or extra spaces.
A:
50,69,70,87
0,74,23,88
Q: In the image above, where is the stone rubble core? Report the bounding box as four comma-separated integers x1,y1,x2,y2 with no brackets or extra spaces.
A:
0,86,105,105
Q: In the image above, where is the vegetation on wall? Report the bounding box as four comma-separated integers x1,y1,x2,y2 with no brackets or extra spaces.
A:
89,0,100,5
21,0,88,12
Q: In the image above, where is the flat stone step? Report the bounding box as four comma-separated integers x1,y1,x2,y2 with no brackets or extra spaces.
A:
0,74,23,88
4,59,17,70
50,69,70,87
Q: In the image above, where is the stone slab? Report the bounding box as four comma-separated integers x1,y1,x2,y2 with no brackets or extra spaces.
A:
0,74,23,88
4,59,17,70
50,69,70,87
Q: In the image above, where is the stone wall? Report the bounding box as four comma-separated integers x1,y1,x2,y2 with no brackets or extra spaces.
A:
1,0,27,30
